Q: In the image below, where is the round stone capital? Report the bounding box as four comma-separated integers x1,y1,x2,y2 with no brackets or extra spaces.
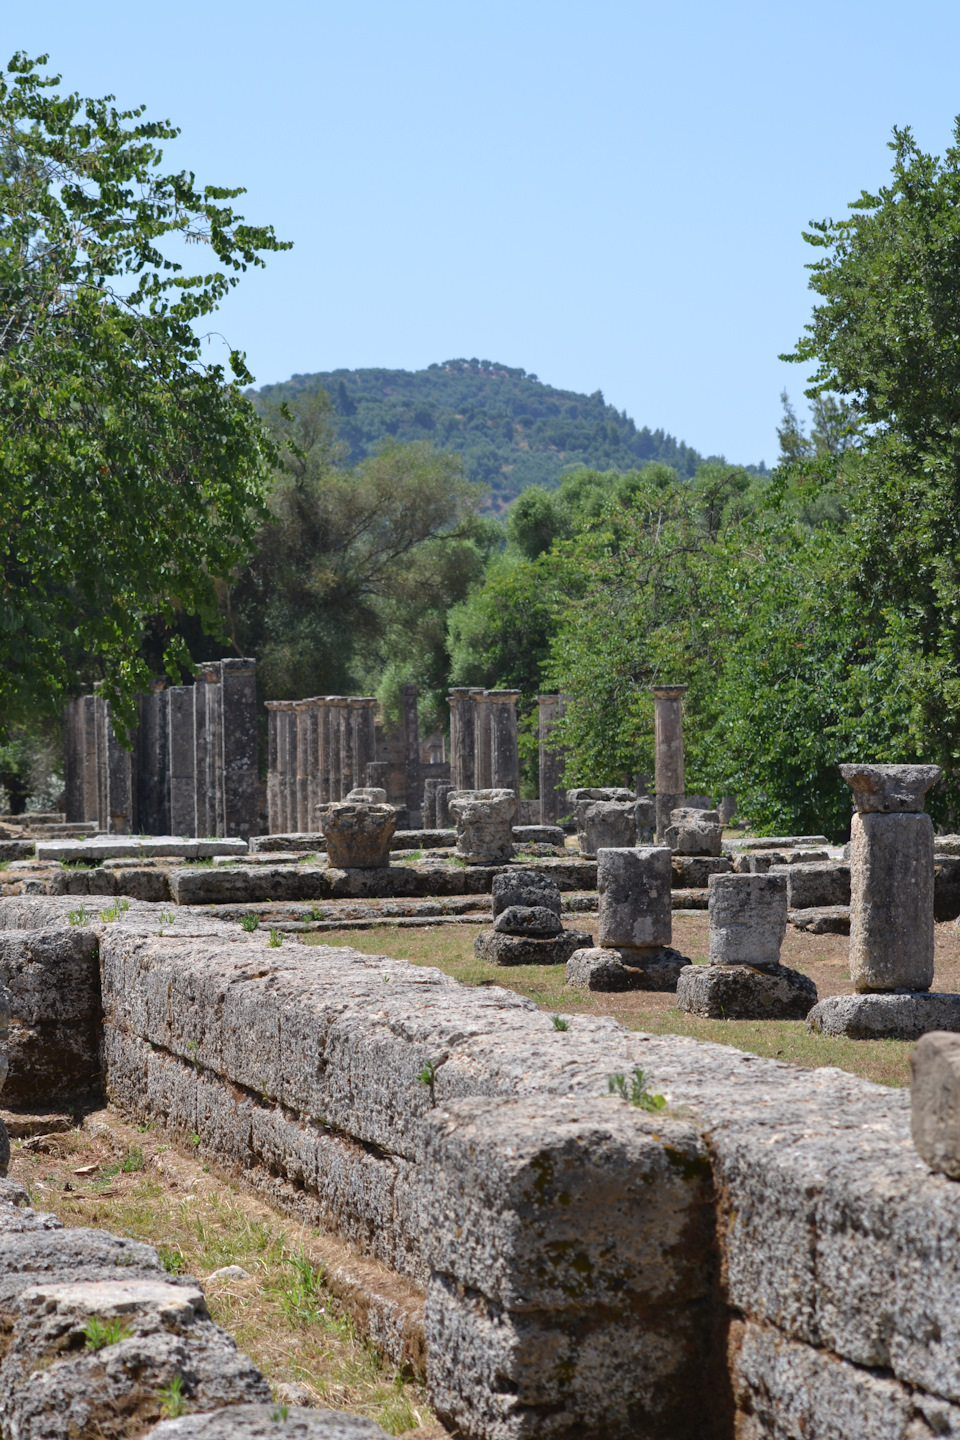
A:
650,685,687,700
840,763,942,814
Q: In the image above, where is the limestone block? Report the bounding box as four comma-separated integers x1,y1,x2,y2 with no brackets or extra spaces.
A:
0,842,35,862
0,927,102,1107
170,866,334,906
663,820,723,856
851,811,934,992
841,762,942,814
491,869,562,919
319,804,397,870
564,787,634,805
670,806,720,825
768,861,850,909
566,945,690,992
449,789,517,864
493,906,562,937
421,1096,717,1440
911,1032,960,1179
345,787,387,805
512,824,565,846
789,905,851,935
474,930,590,965
152,1408,392,1439
672,855,732,888
935,855,960,921
677,963,817,1020
597,847,672,951
572,800,639,858
808,993,960,1040
708,873,787,970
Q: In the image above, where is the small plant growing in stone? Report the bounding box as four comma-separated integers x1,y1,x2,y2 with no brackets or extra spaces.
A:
417,1058,437,1086
550,1015,570,1031
83,1314,132,1350
158,1245,185,1274
269,928,283,947
308,906,324,921
158,1374,188,1418
608,1068,666,1112
271,1407,290,1423
68,905,89,926
240,913,260,932
159,911,176,924
189,1132,202,1147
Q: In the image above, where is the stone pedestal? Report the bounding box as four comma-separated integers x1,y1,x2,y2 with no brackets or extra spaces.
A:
707,873,787,971
678,964,817,1019
850,812,935,992
475,868,590,965
319,802,397,869
574,846,690,988
449,789,516,864
651,684,686,842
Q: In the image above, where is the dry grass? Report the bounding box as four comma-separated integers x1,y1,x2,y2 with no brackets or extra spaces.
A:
7,1113,434,1436
300,913,960,1089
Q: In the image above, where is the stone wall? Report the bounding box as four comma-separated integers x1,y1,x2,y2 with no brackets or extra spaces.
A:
4,902,960,1438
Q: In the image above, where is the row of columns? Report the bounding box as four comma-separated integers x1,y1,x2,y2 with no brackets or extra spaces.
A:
266,696,378,834
447,689,521,796
64,659,259,838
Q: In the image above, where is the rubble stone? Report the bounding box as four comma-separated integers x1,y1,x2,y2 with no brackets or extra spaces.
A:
449,789,517,864
319,804,397,869
808,993,960,1040
474,929,590,965
677,962,817,1019
491,869,562,917
708,872,787,971
493,905,562,937
789,905,851,935
911,1031,960,1178
663,820,723,856
672,855,732,888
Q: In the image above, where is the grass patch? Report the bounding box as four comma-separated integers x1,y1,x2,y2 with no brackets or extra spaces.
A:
303,925,913,1088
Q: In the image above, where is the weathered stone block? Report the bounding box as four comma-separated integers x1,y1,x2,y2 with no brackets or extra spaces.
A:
597,847,672,952
851,811,934,992
935,855,960,922
910,1031,960,1179
492,869,562,919
841,762,942,814
319,804,397,869
345,787,387,804
0,927,101,1107
493,905,562,937
768,861,850,910
789,905,851,935
474,930,590,966
670,806,720,825
672,855,732,888
677,963,817,1020
420,1096,720,1440
664,821,723,856
808,993,960,1040
572,800,639,858
449,790,517,864
708,873,787,970
512,824,565,846
152,1408,392,1439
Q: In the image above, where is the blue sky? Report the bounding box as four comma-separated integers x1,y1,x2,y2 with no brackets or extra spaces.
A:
13,1,960,465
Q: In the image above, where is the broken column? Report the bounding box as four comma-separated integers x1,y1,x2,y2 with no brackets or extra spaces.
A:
566,787,637,857
166,686,196,836
449,788,517,864
537,694,568,826
448,687,483,791
472,691,493,790
475,869,590,966
489,690,521,795
677,872,816,1019
435,784,455,829
566,847,691,992
220,657,258,839
807,763,959,1040
651,684,686,842
319,801,397,869
355,698,378,792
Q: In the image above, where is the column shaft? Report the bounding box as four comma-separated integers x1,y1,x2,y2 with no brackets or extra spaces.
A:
221,657,258,839
489,690,521,794
651,685,687,841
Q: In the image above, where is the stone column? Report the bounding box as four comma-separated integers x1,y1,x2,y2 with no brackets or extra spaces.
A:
538,694,569,824
277,701,297,831
63,699,84,823
166,686,196,836
265,702,282,834
355,699,378,789
841,763,942,993
135,684,169,835
317,698,333,808
103,706,133,835
448,687,483,791
193,672,210,837
651,685,687,842
707,873,787,971
472,691,493,790
341,700,358,800
598,847,674,961
294,700,311,832
221,657,258,839
327,698,346,802
402,684,421,820
304,699,322,830
489,690,521,796
80,695,100,824
194,663,223,838
365,760,390,794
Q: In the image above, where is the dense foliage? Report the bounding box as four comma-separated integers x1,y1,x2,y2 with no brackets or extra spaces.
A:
250,359,753,502
0,54,288,734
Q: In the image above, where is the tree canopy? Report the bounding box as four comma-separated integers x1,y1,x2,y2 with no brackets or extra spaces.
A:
0,53,289,734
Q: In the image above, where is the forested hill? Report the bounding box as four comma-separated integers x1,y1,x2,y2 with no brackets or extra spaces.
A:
252,358,740,504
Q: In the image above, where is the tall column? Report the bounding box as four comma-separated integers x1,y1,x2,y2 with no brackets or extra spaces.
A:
103,705,133,834
194,663,224,837
488,690,521,795
136,684,169,835
305,699,322,830
265,702,282,834
538,694,569,824
338,699,356,799
326,698,346,801
295,700,311,831
651,685,687,842
317,699,333,807
402,684,421,818
63,699,84,823
95,692,108,831
279,701,297,831
221,657,258,839
356,699,378,788
80,695,100,824
448,687,483,791
472,691,493,790
166,686,196,836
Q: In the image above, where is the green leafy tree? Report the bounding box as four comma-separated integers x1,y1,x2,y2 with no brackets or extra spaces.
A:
0,54,289,734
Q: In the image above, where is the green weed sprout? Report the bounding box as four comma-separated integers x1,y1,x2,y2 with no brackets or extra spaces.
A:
240,913,260,932
550,1015,570,1031
269,928,283,947
83,1314,132,1350
158,1374,188,1417
608,1068,666,1112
